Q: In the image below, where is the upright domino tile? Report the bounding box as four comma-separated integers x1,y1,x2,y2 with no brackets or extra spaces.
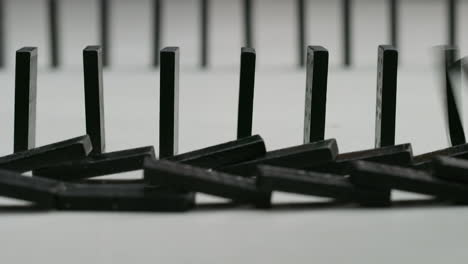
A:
159,47,180,158
83,46,106,154
243,0,253,48
297,0,306,67
375,45,398,148
14,47,37,153
444,47,465,146
304,46,329,143
48,0,59,68
389,0,398,47
99,0,109,66
448,0,457,46
0,0,4,67
342,0,352,66
237,47,256,139
152,0,162,67
200,0,209,67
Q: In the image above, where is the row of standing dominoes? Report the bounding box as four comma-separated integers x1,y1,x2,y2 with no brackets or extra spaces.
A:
1,43,468,211
0,0,461,68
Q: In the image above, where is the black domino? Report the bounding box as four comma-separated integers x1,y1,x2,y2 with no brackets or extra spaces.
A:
14,47,37,153
448,0,457,46
243,0,253,48
342,0,352,66
48,0,59,68
56,183,195,212
168,135,266,168
389,0,398,47
83,46,106,154
350,160,468,202
0,135,92,172
257,165,390,206
200,0,209,67
99,0,109,66
33,146,155,180
313,143,413,175
237,47,256,139
0,169,63,208
304,46,329,143
443,47,465,146
413,143,468,169
0,0,4,67
144,159,271,207
220,139,338,176
159,47,180,158
297,0,306,67
375,45,398,148
432,156,468,184
153,0,162,67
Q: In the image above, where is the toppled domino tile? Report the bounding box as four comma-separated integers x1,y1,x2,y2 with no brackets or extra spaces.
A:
412,143,468,170
0,135,92,172
144,158,271,208
167,134,266,169
220,139,338,176
350,160,468,202
33,146,155,180
56,183,195,212
257,165,390,206
33,135,266,180
432,156,468,184
0,169,64,208
313,143,413,174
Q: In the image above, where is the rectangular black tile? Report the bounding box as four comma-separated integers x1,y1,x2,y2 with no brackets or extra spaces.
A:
33,146,155,180
342,0,352,66
48,0,59,67
0,135,92,172
443,46,465,146
56,183,194,212
243,0,253,47
350,160,468,202
159,47,180,158
432,156,468,184
83,46,106,154
257,165,390,206
220,139,338,176
389,0,399,47
304,46,329,143
0,169,62,208
313,143,413,175
144,159,271,207
412,143,468,169
168,134,266,169
375,45,398,148
200,0,209,67
14,47,37,153
152,0,162,67
237,47,256,139
99,0,109,66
